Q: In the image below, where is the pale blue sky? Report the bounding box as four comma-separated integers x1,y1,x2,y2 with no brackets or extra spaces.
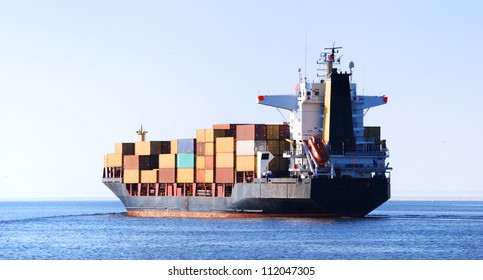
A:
1,0,482,199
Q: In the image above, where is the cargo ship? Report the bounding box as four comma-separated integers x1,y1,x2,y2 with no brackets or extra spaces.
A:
102,46,392,218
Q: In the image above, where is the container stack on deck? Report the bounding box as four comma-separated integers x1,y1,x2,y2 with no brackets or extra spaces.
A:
103,123,289,197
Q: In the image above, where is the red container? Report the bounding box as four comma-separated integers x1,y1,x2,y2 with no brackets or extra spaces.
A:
196,142,205,156
196,169,205,182
205,156,215,169
123,155,139,170
236,124,267,140
215,168,235,183
158,168,176,183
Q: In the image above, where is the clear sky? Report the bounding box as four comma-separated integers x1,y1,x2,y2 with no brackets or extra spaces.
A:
1,0,482,199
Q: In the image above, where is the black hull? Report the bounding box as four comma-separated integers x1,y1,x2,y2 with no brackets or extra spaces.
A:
104,176,390,218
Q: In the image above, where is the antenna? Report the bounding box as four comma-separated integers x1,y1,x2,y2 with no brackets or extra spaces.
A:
304,28,308,81
136,124,148,142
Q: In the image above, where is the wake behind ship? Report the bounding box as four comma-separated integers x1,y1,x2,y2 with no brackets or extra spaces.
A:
102,46,392,218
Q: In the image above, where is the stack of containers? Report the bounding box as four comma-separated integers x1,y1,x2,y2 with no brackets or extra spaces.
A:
215,136,236,183
235,124,268,173
213,124,237,137
196,128,226,183
158,151,176,183
267,124,291,174
235,124,290,175
123,141,166,184
104,143,135,175
176,139,196,183
195,129,206,183
105,153,123,168
115,143,135,155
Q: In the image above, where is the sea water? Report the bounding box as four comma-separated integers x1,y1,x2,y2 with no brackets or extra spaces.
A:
0,200,482,260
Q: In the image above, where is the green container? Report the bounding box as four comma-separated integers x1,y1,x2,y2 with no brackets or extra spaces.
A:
176,153,195,168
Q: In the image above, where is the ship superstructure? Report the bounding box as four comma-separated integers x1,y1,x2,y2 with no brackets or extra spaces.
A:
102,46,392,218
258,46,390,180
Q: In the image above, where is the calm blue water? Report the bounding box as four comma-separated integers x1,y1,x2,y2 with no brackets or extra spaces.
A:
1,200,482,260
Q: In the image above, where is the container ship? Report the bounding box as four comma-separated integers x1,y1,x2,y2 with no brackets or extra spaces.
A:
102,46,392,218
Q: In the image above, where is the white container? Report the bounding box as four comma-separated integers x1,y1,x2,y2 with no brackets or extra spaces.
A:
236,140,267,156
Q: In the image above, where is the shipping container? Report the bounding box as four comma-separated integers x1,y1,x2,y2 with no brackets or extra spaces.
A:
213,124,237,137
204,169,214,183
205,156,215,169
177,168,195,183
212,124,236,130
104,155,108,167
159,154,176,169
135,141,164,155
170,139,178,154
196,169,214,183
279,124,290,139
158,168,176,183
216,153,235,168
236,140,268,156
205,128,227,143
196,129,206,143
106,153,123,167
267,140,281,155
205,143,215,156
196,169,205,182
177,138,196,153
124,169,140,184
134,141,148,155
139,155,159,170
215,168,235,183
141,170,158,183
216,137,235,153
123,155,139,170
236,156,257,171
160,141,171,154
196,142,205,156
196,156,205,169
236,124,267,140
177,153,195,168
115,143,135,155
267,125,280,140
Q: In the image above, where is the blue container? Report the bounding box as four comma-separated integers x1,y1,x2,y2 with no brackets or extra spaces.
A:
177,138,196,153
177,153,195,168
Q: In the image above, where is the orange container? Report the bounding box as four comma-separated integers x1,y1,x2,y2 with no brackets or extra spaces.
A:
123,169,140,183
216,137,235,153
236,156,257,171
216,153,235,168
141,170,158,183
177,168,195,183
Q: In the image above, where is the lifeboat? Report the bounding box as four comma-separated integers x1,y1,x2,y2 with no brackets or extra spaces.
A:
307,136,329,165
